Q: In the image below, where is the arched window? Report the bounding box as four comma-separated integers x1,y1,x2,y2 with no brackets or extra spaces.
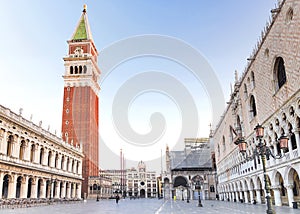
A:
2,175,9,198
83,65,87,73
236,115,242,135
217,144,220,156
39,148,44,164
289,123,297,150
48,151,52,166
79,66,82,74
222,136,226,151
244,84,248,98
55,153,59,168
76,161,80,174
19,140,25,160
66,157,70,171
251,71,255,88
70,66,73,74
75,66,78,74
250,95,257,117
274,57,287,90
61,155,65,170
30,144,35,162
71,159,74,172
7,135,13,156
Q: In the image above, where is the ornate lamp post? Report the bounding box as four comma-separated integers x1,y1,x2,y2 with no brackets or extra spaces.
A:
195,176,203,207
235,124,288,214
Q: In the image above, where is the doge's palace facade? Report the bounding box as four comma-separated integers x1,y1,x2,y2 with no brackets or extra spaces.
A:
0,105,83,200
213,0,300,208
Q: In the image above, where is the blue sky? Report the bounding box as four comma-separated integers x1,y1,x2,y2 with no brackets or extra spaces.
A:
0,0,277,171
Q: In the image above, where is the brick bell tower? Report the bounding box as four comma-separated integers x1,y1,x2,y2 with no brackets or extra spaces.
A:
62,5,100,197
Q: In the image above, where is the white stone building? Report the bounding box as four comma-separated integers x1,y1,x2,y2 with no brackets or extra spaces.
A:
212,0,300,207
126,161,157,198
0,105,83,200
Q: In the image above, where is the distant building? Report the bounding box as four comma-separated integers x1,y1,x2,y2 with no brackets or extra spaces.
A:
99,161,157,198
88,175,113,199
126,161,157,198
99,169,127,197
163,138,217,200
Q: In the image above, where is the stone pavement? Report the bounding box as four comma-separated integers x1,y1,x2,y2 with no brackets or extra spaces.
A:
0,198,300,214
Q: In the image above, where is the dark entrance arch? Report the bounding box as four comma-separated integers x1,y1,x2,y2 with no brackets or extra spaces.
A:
2,175,9,198
173,176,187,188
37,179,42,198
16,176,22,198
27,178,33,198
46,180,50,198
140,189,145,198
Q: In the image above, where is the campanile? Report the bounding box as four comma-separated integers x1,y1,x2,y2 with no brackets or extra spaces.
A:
62,5,100,196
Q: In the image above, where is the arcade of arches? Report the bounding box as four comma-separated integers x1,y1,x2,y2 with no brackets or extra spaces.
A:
163,173,216,201
0,105,83,200
218,167,300,207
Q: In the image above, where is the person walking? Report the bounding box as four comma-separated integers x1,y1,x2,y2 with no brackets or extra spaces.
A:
116,195,120,204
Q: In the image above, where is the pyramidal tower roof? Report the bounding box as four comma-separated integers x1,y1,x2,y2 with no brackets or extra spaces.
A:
71,4,93,41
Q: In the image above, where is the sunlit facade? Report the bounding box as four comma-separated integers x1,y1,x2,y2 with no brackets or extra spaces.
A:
212,0,300,207
0,105,83,201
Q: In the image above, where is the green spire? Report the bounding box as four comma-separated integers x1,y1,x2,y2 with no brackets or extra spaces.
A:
71,5,93,41
72,16,87,40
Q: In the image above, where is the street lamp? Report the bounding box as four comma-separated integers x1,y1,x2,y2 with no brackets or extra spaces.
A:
195,176,203,207
235,123,289,214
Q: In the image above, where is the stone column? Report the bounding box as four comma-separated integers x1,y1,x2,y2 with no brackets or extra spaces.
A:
249,189,254,203
286,184,294,207
8,174,17,198
12,136,20,158
295,130,300,156
2,134,8,156
0,172,4,199
60,181,66,198
54,181,61,198
239,191,243,202
272,186,282,206
255,189,262,204
50,151,55,168
57,154,62,170
20,176,28,198
50,181,55,198
23,141,31,162
76,183,81,198
288,131,293,157
66,183,71,198
42,148,48,166
40,180,47,198
0,130,7,154
33,145,40,164
72,184,76,198
31,178,37,198
243,191,249,203
78,161,82,175
235,191,239,202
